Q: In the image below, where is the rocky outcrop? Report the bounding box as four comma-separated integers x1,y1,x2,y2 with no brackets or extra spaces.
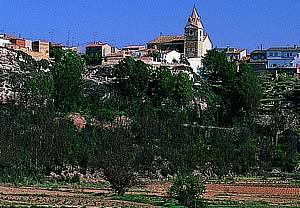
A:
0,47,51,104
0,47,22,103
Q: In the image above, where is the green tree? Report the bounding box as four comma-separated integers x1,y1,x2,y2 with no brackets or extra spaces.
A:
82,52,102,66
51,50,85,112
174,72,193,106
114,57,151,99
150,67,175,105
169,174,206,208
203,49,262,126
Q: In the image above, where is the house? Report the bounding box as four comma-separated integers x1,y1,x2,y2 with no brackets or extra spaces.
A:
25,40,32,50
250,50,267,61
32,41,49,54
216,47,247,62
11,38,26,48
0,38,10,47
161,50,181,64
103,51,126,65
122,45,145,53
249,50,267,71
86,43,113,57
267,46,300,69
147,36,184,53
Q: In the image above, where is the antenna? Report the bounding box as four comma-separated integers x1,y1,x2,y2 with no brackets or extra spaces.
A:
67,30,70,47
49,30,54,42
93,32,98,44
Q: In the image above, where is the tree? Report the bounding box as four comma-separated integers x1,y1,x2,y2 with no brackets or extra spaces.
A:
202,49,235,83
169,174,205,208
149,67,175,106
82,52,102,66
202,49,262,126
101,128,137,195
234,63,262,119
114,57,151,99
174,72,193,106
51,50,85,113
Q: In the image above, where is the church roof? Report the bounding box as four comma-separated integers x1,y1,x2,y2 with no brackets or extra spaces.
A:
148,36,184,44
186,6,203,28
191,6,200,19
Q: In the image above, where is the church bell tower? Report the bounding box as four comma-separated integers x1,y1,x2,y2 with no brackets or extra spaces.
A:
184,6,204,58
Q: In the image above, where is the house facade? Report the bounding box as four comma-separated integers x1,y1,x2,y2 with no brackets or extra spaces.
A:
249,50,267,71
161,50,181,64
0,38,10,47
216,48,247,62
267,47,300,69
147,36,184,53
86,43,113,57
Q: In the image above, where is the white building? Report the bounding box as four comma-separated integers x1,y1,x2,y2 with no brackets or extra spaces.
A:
216,48,247,62
0,38,10,47
161,50,181,64
267,46,300,69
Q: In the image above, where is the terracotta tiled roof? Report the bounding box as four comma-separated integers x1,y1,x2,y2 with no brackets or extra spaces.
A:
148,36,184,44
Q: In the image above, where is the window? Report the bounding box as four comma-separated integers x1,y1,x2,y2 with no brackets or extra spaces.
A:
269,52,273,57
274,52,278,57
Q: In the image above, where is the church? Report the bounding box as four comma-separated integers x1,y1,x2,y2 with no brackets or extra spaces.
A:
147,5,212,73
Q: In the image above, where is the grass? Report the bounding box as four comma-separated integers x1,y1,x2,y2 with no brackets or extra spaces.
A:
112,194,182,207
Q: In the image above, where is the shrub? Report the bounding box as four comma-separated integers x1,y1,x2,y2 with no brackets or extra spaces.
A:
169,174,206,207
102,155,135,196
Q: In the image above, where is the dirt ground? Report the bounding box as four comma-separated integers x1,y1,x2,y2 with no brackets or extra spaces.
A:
1,183,300,207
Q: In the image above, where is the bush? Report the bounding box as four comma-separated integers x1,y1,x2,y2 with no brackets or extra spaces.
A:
169,174,206,207
103,155,135,196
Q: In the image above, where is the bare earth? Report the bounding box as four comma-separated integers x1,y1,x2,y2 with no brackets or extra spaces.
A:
1,183,300,207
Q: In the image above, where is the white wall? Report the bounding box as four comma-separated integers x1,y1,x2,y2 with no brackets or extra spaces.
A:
188,57,202,73
102,44,112,57
0,39,10,47
202,36,212,57
165,51,181,63
268,59,294,68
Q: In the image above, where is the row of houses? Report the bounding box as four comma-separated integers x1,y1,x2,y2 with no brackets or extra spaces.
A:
250,46,300,73
0,34,50,60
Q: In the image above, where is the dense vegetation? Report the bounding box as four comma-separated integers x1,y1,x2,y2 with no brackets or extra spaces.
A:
1,48,300,203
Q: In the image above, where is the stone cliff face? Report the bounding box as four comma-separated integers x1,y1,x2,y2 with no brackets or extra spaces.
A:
0,47,22,103
0,47,50,103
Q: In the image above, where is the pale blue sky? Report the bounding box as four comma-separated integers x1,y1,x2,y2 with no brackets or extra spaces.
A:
1,0,300,51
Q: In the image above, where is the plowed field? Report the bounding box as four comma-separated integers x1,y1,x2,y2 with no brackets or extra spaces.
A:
1,183,300,207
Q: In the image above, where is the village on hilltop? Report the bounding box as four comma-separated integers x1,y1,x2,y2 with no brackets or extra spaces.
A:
0,5,300,75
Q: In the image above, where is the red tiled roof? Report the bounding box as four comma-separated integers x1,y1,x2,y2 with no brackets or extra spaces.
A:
148,36,184,44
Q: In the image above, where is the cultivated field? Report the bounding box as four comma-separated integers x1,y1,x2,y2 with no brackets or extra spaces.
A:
2,178,300,207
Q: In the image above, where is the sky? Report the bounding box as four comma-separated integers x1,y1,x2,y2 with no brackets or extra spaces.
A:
1,0,300,52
